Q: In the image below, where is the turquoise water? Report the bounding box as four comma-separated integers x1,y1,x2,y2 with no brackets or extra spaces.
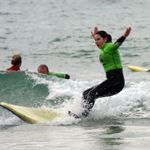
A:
1,0,150,149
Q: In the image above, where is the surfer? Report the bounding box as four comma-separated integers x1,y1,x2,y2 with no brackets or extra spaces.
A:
69,27,131,118
6,54,22,71
38,64,70,79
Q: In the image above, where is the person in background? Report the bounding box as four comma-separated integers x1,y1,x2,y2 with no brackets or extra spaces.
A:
6,54,22,71
38,64,70,79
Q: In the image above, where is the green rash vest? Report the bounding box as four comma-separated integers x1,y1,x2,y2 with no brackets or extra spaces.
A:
99,42,123,72
48,72,66,79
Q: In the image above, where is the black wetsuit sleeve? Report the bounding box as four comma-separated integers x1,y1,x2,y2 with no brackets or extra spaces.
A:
115,36,126,48
65,74,70,79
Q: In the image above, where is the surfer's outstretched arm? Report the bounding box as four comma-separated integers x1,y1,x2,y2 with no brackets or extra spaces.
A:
91,27,99,38
115,27,132,48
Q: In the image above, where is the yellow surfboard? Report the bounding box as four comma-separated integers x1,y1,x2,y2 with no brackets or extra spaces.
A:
128,65,150,72
0,102,61,124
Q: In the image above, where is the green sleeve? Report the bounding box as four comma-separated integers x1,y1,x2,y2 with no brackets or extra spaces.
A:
103,42,117,53
48,72,66,79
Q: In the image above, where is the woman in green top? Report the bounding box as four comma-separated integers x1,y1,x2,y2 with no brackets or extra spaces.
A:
38,64,70,79
69,27,131,118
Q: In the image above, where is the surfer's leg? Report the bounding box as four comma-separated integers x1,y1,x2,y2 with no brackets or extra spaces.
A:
82,85,97,100
82,81,108,113
69,69,124,118
82,76,124,116
69,80,123,118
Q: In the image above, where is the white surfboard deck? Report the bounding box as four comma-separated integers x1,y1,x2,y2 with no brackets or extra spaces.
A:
0,102,61,124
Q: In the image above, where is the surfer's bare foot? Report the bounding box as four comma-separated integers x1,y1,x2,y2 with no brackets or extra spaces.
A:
68,110,89,119
81,110,89,117
68,111,81,118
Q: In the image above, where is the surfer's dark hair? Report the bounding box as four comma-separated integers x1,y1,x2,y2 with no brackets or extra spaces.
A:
11,54,22,66
96,31,112,43
38,64,49,72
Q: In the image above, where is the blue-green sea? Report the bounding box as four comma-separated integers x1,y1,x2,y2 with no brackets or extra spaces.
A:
1,0,150,149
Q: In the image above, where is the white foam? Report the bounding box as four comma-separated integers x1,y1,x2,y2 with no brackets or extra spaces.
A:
22,72,150,124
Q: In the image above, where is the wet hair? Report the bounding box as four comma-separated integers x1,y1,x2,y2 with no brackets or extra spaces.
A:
38,64,49,72
11,54,22,66
95,30,112,43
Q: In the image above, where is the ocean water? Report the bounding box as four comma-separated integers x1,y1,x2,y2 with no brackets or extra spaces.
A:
1,0,150,149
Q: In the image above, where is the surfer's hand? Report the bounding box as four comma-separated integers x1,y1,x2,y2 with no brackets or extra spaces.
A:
91,27,99,38
123,27,131,37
